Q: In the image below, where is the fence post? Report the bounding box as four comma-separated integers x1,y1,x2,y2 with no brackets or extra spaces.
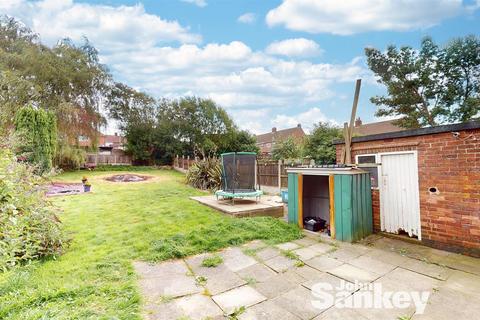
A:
278,159,282,193
182,155,185,170
187,155,190,170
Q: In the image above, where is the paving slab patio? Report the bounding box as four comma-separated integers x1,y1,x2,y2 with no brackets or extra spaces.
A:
135,234,480,319
212,285,267,314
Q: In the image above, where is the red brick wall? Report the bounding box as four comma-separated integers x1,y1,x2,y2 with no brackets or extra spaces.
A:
336,128,480,256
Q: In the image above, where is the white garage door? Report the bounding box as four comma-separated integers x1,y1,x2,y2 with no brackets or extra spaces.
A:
379,151,421,240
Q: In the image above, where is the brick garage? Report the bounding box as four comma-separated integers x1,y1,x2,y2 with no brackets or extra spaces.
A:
334,121,480,257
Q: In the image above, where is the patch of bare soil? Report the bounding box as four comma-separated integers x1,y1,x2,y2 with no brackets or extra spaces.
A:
104,174,152,183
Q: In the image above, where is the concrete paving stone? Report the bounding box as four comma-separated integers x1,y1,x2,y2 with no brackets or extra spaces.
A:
256,247,281,261
242,240,266,250
282,268,309,285
349,255,397,276
382,267,441,293
313,307,368,320
362,248,410,266
264,255,296,273
201,266,247,295
221,247,257,272
291,265,325,281
307,242,335,255
135,260,202,300
303,273,353,292
442,270,480,299
184,252,211,272
174,293,224,320
133,260,189,279
293,237,319,247
401,258,453,281
276,242,301,251
185,254,247,294
440,253,480,276
238,300,300,320
412,286,480,320
137,275,202,301
328,264,379,283
273,286,322,320
254,273,298,299
293,247,319,261
143,300,183,320
236,263,276,283
306,256,344,272
350,294,416,320
345,278,417,320
327,247,365,262
212,285,267,314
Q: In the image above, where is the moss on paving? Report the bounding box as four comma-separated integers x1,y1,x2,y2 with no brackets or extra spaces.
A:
0,169,302,319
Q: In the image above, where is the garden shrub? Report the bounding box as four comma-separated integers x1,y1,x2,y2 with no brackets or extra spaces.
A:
186,158,222,191
0,147,67,271
54,142,86,170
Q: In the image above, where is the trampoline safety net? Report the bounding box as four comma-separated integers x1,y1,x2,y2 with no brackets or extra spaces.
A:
221,152,257,193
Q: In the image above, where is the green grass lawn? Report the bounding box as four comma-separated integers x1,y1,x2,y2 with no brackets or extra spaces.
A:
0,169,301,319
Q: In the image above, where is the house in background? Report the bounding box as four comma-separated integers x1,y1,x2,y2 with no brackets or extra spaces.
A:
353,117,406,136
79,133,132,166
256,124,306,156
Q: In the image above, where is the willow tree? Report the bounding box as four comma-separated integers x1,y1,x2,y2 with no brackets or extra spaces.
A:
0,16,108,142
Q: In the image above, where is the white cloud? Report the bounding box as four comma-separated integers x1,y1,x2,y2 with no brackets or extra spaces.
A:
238,12,256,24
266,0,466,35
272,107,338,133
265,38,322,57
2,0,201,49
181,0,207,7
2,0,369,134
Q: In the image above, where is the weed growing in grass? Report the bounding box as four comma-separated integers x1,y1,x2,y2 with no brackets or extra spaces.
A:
295,261,305,267
228,306,246,320
282,250,300,260
242,248,257,257
201,254,223,267
195,275,208,286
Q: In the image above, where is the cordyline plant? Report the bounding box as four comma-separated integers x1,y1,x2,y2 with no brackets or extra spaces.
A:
186,157,222,191
0,145,67,271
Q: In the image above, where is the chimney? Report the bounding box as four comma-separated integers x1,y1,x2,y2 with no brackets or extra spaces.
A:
297,123,301,128
272,127,277,133
355,117,362,127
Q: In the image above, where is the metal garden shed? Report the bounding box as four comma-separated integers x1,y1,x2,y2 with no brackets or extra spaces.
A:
286,166,373,242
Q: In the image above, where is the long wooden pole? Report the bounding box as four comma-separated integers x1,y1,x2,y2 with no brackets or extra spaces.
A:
341,79,362,164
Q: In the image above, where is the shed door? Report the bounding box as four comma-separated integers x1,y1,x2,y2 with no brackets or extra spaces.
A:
379,152,421,240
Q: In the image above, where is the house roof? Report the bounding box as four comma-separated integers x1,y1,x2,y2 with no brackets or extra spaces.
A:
353,119,405,136
333,120,480,145
256,125,306,144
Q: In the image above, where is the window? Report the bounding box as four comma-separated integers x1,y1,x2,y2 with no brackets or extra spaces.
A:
356,154,379,188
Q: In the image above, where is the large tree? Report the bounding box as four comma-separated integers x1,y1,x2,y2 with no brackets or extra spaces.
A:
0,16,109,142
302,122,342,164
365,36,480,128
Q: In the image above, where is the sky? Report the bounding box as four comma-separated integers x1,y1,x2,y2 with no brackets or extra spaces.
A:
1,0,480,134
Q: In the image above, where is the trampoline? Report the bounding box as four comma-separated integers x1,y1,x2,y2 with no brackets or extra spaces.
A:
215,152,263,204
